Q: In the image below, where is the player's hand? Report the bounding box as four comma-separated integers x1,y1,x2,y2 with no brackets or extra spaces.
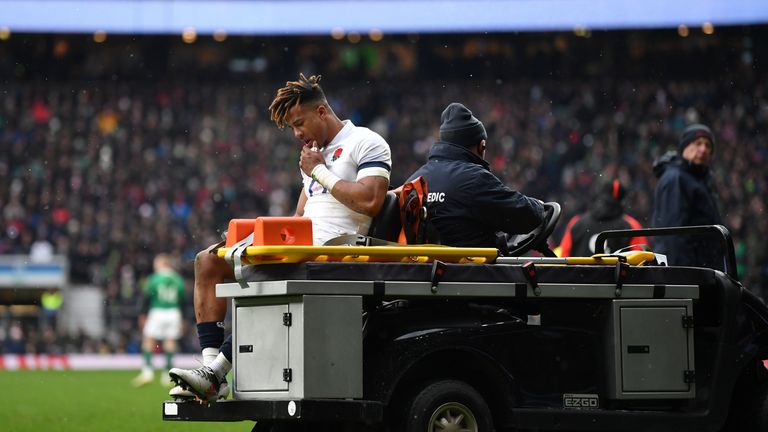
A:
300,141,325,176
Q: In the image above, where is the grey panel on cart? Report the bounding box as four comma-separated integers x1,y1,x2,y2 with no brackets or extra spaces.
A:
235,304,290,392
232,295,362,400
302,295,363,398
610,299,695,399
217,277,698,300
217,280,372,298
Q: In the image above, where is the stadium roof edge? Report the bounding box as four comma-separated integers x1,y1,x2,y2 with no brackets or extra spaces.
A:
1,0,767,35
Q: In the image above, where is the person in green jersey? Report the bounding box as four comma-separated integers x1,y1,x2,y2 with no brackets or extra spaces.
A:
132,254,186,387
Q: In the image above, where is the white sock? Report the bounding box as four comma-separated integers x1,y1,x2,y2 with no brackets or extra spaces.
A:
202,347,219,366
208,352,232,381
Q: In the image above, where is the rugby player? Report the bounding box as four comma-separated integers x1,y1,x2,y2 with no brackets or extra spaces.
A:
169,74,392,401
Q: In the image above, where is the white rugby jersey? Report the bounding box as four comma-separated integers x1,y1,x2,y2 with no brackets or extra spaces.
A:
302,120,392,244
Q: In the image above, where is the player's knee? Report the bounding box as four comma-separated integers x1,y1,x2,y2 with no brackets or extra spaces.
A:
195,249,229,280
163,339,177,352
195,247,212,262
195,249,216,271
142,338,155,352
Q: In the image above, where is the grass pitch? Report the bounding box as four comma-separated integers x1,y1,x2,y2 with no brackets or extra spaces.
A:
0,370,248,432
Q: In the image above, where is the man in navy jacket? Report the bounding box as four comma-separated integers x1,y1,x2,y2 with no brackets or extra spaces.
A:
407,102,544,251
652,123,724,270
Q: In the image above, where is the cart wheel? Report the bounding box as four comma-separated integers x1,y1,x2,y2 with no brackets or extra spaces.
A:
406,380,494,432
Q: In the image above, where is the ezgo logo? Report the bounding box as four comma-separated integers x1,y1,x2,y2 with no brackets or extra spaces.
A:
563,393,599,409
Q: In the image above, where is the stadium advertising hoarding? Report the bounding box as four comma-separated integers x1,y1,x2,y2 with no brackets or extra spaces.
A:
0,353,200,370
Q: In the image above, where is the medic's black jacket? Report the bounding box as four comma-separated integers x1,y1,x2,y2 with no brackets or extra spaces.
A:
652,153,724,270
407,141,544,248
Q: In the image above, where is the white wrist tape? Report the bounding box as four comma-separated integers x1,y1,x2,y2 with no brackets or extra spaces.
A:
310,164,341,192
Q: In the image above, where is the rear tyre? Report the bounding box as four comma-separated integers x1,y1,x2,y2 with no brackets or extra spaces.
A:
406,379,494,432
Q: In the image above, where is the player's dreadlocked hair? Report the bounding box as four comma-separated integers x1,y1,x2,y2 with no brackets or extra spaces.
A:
269,73,327,129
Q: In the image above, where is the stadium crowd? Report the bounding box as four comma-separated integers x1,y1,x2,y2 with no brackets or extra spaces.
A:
1,30,766,354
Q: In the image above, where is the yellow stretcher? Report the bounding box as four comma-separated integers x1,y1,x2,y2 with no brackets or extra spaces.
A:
216,244,656,266
217,216,658,267
217,245,499,265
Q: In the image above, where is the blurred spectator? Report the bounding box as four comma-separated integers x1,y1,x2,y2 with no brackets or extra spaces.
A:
558,178,648,256
3,323,26,354
40,288,63,332
30,238,54,262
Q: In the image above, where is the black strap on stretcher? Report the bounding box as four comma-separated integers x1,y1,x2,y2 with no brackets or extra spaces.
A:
522,262,541,296
614,256,629,297
430,260,446,293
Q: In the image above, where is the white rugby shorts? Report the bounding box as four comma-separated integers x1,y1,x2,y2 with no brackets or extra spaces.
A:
143,308,182,340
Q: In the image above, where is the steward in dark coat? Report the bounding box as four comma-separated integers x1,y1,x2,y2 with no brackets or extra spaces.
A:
652,124,724,270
